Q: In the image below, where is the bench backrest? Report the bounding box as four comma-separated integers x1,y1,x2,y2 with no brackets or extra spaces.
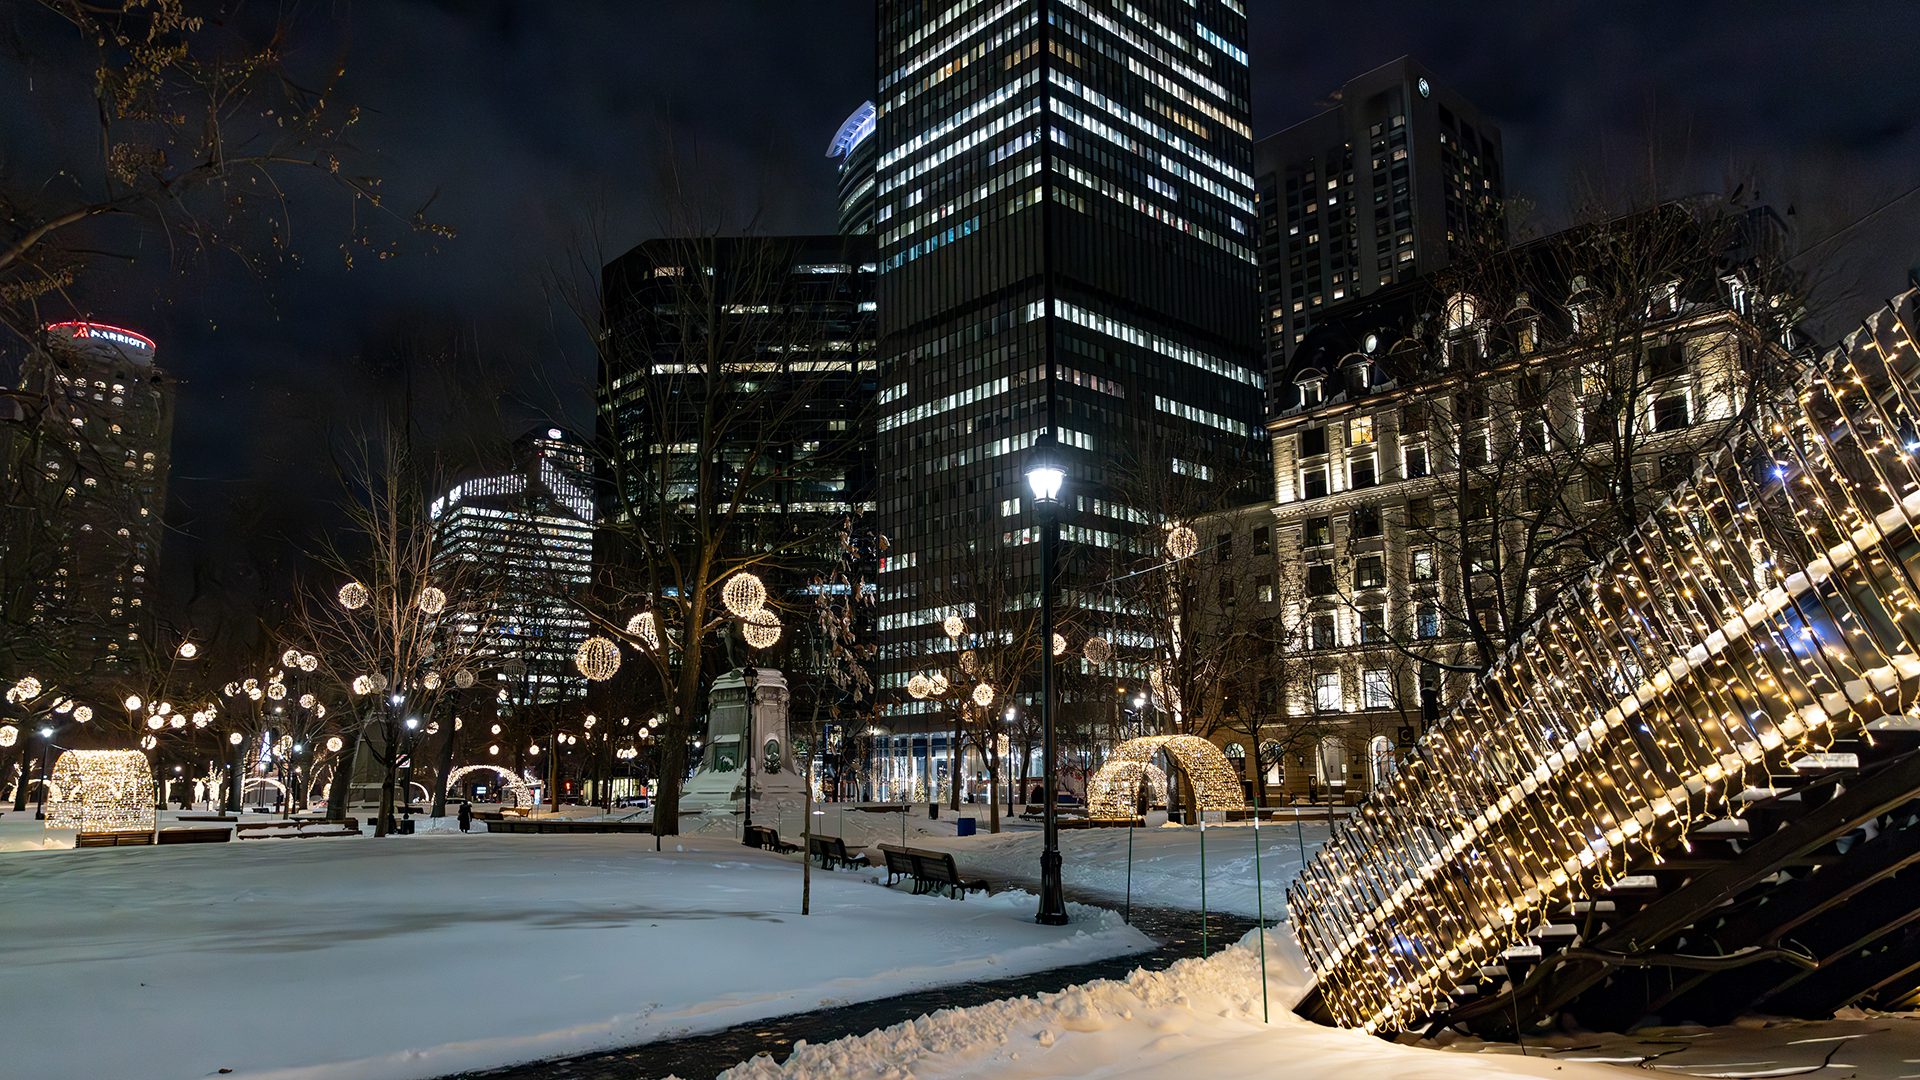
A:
907,849,960,882
883,846,915,874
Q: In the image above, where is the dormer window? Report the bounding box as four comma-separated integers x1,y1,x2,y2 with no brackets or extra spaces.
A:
1295,367,1326,408
1444,292,1481,331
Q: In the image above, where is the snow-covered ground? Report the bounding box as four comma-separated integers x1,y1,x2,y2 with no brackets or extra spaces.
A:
722,927,1920,1080
0,824,1151,1080
719,927,1627,1080
920,818,1331,918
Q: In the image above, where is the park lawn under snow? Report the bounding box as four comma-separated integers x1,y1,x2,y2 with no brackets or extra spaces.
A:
0,828,1151,1080
722,927,1920,1080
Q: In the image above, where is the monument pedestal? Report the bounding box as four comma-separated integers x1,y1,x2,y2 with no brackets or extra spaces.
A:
681,667,802,815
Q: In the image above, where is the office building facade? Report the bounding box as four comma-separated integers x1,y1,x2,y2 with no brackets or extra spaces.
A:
873,0,1268,730
830,101,880,236
430,428,595,703
1256,57,1505,407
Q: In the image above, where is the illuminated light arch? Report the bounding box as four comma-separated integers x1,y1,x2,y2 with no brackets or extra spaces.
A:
1087,735,1244,820
1086,760,1169,820
241,777,289,806
445,764,535,807
46,750,154,833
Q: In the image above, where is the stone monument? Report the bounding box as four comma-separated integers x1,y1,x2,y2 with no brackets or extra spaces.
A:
680,667,804,814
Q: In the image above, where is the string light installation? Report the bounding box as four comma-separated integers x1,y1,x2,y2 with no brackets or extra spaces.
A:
626,611,661,651
351,675,375,696
1083,636,1111,667
1291,290,1920,1034
1165,525,1199,561
930,673,949,696
8,676,42,703
453,668,476,689
907,674,933,699
1085,759,1168,819
722,572,767,617
422,671,442,690
445,764,535,806
943,615,966,639
1053,633,1068,658
337,582,369,610
959,650,979,675
972,682,995,707
414,586,446,615
742,607,782,650
0,725,16,747
1087,735,1243,820
326,736,344,753
72,705,90,723
45,750,154,833
575,636,622,681
282,649,302,668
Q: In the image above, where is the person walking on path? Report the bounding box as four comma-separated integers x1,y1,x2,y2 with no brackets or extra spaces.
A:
458,799,473,833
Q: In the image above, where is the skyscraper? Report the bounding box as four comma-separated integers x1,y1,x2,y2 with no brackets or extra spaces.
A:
429,428,595,703
3,321,173,679
1256,57,1505,405
873,2,1267,725
830,101,879,236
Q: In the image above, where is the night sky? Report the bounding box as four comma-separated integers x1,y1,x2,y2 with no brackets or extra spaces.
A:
6,1,1918,612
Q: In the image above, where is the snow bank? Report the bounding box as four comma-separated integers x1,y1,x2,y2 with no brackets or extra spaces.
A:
0,831,1151,1080
720,928,1629,1080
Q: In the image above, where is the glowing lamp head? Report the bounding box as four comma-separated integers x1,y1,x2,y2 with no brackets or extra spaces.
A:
177,642,198,659
229,732,244,745
123,694,143,712
1024,434,1065,505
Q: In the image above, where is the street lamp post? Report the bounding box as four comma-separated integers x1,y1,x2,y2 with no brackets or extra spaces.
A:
1026,435,1069,926
742,663,758,831
35,725,57,819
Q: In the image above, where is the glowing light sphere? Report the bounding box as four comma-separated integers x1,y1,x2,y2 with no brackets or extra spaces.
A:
337,581,370,610
972,683,995,707
72,706,92,723
1084,636,1111,666
742,608,782,650
267,683,287,701
490,724,501,735
9,676,43,703
352,675,374,696
248,688,263,702
146,715,165,730
53,698,72,713
907,674,932,699
139,734,157,750
626,611,661,651
426,720,438,735
276,736,293,756
487,744,499,756
1149,666,1183,714
222,682,238,697
575,636,622,681
281,648,302,668
123,694,142,712
943,616,966,639
930,673,950,696
368,674,389,692
46,750,155,833
326,736,344,753
229,732,244,745
453,668,476,689
0,726,16,748
1166,525,1200,561
313,704,326,719
959,650,979,675
584,715,597,729
416,586,448,615
299,693,316,709
1053,633,1068,658
299,653,319,672
722,572,768,617
191,711,211,728
156,701,171,715
168,715,185,729
243,679,258,692
455,717,464,731
422,671,443,690
177,642,199,659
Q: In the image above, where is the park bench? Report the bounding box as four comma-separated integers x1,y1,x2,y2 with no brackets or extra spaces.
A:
878,844,990,899
807,833,869,871
234,818,359,840
75,831,154,848
158,827,230,844
742,824,800,854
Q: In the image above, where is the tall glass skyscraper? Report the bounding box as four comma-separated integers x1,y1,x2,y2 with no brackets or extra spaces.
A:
873,1,1266,722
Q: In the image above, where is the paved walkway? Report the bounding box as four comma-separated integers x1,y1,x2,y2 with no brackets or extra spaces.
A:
444,888,1259,1080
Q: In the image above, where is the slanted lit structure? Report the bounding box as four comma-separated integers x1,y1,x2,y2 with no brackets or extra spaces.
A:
1087,735,1242,821
1293,289,1920,1034
45,749,154,833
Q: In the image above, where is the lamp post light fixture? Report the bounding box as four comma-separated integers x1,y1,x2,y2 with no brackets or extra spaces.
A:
35,725,58,819
1025,434,1069,926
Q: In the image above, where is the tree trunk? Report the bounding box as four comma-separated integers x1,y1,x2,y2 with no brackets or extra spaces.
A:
987,741,1000,834
325,730,357,820
375,718,397,837
948,715,961,811
430,705,457,818
11,744,31,811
